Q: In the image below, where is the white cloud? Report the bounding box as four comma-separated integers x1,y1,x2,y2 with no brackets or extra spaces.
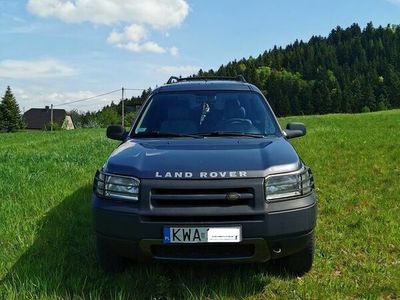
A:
108,25,179,54
118,41,167,53
0,24,39,34
12,88,30,102
107,24,147,44
12,88,121,112
387,0,400,4
46,90,116,110
27,0,189,29
169,46,179,56
28,0,188,55
158,65,200,76
0,59,77,79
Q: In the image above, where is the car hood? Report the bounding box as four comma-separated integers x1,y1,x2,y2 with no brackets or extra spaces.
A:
104,137,301,179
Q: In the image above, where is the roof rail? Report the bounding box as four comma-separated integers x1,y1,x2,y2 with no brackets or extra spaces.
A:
166,75,247,84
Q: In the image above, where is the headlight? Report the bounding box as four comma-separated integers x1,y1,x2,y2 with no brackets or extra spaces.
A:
94,169,140,201
265,167,313,201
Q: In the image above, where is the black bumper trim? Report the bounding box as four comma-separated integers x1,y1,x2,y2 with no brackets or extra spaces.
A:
93,188,317,262
93,199,316,240
96,231,314,262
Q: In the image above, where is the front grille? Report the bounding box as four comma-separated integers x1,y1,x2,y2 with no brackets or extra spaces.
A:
151,188,254,207
151,244,255,259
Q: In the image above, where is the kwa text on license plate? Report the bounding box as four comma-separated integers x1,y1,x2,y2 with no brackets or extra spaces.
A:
163,226,242,244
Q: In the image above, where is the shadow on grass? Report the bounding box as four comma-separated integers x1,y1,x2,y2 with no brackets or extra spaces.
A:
3,185,286,299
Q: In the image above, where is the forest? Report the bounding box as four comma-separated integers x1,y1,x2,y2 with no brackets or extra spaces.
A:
199,22,400,116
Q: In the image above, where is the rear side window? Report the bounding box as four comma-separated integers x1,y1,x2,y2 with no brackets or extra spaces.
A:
133,91,279,136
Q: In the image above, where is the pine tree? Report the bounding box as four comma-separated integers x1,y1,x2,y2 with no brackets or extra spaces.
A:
363,85,376,111
0,102,4,130
1,86,23,132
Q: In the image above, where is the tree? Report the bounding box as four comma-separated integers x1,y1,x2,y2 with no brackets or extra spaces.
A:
0,101,4,129
124,112,137,127
376,94,388,111
0,86,23,132
68,109,84,128
97,107,120,127
363,85,376,111
199,23,400,116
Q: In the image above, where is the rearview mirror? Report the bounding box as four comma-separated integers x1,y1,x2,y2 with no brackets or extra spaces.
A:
106,125,126,141
284,122,306,139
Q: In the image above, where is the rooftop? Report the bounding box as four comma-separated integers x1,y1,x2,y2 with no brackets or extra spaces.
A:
23,107,68,130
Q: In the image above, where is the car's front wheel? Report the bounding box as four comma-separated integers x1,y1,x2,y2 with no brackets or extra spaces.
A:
96,236,126,273
275,233,315,276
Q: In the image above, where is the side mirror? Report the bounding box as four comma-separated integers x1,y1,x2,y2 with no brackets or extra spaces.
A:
284,122,306,139
106,125,127,141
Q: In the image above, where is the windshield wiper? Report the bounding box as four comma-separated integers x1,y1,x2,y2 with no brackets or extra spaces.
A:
199,131,265,138
133,131,204,139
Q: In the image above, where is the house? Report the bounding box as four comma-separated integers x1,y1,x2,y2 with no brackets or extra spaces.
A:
23,106,75,130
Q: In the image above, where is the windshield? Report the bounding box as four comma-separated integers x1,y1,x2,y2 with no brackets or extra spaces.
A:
132,91,279,137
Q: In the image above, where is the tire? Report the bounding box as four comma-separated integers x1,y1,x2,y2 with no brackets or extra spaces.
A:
276,233,315,276
96,236,126,273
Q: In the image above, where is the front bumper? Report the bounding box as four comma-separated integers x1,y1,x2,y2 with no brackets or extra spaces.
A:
93,178,317,262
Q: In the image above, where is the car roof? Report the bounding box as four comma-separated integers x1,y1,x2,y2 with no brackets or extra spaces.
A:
154,79,261,93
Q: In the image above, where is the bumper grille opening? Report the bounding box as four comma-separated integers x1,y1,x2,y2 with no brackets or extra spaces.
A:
153,199,250,207
151,188,254,207
141,215,264,223
151,244,255,259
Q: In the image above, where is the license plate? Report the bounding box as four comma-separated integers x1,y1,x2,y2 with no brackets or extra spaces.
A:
163,226,242,244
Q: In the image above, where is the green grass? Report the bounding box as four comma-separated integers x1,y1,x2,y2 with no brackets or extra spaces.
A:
0,110,399,299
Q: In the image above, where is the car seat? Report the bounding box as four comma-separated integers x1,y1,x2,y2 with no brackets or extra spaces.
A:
224,99,246,119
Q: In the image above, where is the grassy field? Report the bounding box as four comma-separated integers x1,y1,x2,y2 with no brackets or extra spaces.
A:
0,110,399,299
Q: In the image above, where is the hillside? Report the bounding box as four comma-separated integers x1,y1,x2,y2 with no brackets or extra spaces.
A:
71,23,400,127
0,110,399,299
200,23,400,116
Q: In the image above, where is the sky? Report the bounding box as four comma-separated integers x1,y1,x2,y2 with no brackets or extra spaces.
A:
1,0,400,112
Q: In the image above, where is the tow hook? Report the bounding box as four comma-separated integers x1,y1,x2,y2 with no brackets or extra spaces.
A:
272,247,282,254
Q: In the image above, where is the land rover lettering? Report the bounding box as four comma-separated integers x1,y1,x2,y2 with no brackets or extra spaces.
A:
154,171,248,178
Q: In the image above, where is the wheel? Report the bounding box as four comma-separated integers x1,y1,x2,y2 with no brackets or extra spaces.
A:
96,236,126,273
275,233,315,276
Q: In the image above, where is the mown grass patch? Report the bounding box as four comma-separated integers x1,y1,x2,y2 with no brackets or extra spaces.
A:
0,111,399,299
